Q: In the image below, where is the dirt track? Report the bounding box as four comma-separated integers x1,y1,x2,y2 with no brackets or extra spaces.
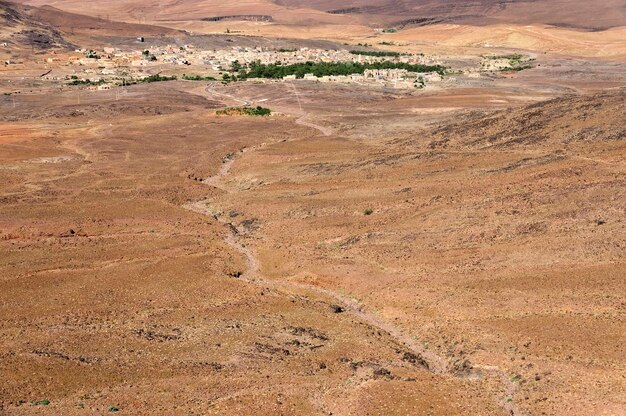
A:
187,127,524,415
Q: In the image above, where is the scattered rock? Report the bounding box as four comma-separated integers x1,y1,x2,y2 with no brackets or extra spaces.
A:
134,328,182,342
373,367,394,379
255,342,291,357
287,326,329,341
330,304,345,313
451,358,473,376
401,351,429,369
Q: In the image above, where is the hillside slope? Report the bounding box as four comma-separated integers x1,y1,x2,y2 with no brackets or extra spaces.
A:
0,0,74,50
12,0,626,30
275,0,626,29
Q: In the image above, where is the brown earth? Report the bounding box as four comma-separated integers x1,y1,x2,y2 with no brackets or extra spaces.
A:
0,81,512,416
1,3,625,415
202,83,626,415
1,74,624,415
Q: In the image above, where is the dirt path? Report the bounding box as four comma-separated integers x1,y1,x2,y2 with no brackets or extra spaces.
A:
185,147,524,415
186,86,523,416
295,112,333,136
205,82,251,106
289,81,334,136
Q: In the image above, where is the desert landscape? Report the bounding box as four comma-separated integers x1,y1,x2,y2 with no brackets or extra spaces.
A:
1,0,625,415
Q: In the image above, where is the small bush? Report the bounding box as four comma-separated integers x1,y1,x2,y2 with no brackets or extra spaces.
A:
67,78,106,86
363,208,373,215
140,74,177,83
216,106,271,117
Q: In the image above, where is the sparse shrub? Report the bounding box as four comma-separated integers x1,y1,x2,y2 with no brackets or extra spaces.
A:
182,74,216,81
67,78,106,86
140,74,177,83
108,405,119,412
363,208,373,215
216,106,271,117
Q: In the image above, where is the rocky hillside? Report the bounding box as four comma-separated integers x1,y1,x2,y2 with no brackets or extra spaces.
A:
0,0,74,50
427,89,626,150
275,0,626,29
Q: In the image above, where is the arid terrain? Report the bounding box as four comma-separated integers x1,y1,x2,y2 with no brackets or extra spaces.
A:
1,0,625,415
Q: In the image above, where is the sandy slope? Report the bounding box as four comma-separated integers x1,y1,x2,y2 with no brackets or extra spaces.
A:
6,0,626,57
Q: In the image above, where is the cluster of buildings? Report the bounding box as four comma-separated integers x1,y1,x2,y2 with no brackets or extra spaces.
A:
196,46,438,69
35,45,444,90
282,68,442,88
91,45,439,71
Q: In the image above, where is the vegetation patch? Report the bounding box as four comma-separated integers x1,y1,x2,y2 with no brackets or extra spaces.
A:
67,78,106,86
238,60,446,79
182,74,217,81
140,74,177,83
216,106,271,117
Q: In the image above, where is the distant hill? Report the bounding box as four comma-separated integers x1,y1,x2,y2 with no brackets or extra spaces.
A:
5,0,626,49
9,0,626,31
274,0,626,30
0,0,74,50
1,0,182,52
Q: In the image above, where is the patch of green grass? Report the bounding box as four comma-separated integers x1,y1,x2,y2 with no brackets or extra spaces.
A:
511,375,522,382
32,399,50,406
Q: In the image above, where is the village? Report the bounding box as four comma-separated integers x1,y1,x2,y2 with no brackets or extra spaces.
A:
30,44,446,90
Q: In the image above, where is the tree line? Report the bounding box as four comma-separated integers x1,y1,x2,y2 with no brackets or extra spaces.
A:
238,60,446,79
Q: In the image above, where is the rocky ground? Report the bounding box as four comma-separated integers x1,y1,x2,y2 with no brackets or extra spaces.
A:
0,6,625,411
